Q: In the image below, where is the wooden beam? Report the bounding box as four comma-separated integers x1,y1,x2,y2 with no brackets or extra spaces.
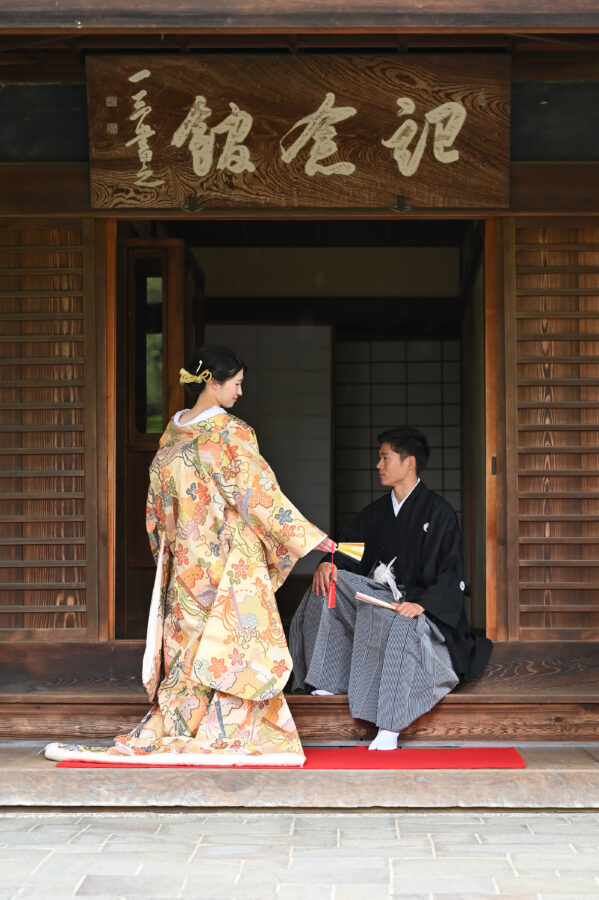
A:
0,696,596,742
1,1,599,33
3,163,599,218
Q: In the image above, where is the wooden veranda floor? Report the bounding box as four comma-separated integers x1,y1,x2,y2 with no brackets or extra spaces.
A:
0,642,597,743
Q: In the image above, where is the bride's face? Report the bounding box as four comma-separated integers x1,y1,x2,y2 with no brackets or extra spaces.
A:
213,370,244,408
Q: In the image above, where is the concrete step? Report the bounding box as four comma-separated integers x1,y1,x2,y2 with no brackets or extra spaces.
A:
2,742,598,810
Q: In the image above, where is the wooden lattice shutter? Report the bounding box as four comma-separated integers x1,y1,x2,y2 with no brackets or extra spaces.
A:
505,219,599,640
0,219,98,640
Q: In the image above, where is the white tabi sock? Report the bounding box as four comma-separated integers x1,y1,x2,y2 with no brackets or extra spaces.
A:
368,728,400,751
311,689,335,696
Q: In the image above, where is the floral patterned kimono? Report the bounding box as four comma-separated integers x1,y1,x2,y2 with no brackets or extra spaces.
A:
46,410,324,766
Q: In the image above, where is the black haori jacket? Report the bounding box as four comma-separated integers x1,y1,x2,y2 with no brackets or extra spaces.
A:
329,482,492,682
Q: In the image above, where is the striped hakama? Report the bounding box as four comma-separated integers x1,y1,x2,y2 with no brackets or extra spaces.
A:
289,570,459,734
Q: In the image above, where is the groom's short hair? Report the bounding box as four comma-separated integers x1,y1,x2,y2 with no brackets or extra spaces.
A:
377,427,430,476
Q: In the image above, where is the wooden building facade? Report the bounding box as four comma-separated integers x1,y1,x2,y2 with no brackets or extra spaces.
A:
0,2,598,744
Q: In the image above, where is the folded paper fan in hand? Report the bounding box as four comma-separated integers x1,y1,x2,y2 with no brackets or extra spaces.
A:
337,542,365,562
355,591,397,610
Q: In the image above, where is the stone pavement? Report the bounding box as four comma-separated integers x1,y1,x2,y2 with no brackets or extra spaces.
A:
0,810,598,899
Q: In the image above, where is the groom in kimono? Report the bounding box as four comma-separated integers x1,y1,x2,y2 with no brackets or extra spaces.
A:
289,426,492,750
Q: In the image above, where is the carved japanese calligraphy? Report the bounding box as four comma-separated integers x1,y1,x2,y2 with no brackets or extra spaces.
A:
86,54,510,208
382,99,467,177
126,69,165,189
280,92,357,176
171,97,255,177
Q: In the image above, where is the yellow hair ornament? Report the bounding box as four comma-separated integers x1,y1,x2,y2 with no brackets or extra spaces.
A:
179,366,212,385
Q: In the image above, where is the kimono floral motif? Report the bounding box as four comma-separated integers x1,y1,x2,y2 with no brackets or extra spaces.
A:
175,544,189,567
118,412,325,760
275,508,293,525
229,647,245,666
271,659,289,678
208,657,227,678
232,559,251,580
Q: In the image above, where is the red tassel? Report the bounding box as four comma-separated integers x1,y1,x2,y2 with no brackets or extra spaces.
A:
327,578,336,609
327,549,336,608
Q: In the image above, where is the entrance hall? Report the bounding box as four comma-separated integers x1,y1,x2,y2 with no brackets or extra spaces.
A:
115,219,487,640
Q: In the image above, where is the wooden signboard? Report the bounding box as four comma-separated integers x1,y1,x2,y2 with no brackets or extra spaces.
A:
86,54,510,209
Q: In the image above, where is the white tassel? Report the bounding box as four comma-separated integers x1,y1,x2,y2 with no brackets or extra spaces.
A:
372,556,402,600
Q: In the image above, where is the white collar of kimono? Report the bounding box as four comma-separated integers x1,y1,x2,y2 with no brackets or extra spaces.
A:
173,406,225,426
391,478,420,517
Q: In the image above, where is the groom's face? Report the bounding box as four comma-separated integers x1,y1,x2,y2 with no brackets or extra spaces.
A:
376,442,414,488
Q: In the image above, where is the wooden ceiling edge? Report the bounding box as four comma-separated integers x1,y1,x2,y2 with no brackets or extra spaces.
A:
1,27,599,37
5,210,599,221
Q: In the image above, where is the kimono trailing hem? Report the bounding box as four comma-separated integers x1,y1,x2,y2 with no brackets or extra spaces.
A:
45,412,325,765
44,742,306,767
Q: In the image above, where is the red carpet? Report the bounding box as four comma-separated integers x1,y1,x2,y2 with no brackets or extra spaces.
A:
57,747,525,769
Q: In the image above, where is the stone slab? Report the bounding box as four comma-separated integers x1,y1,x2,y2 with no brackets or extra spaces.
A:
1,742,599,809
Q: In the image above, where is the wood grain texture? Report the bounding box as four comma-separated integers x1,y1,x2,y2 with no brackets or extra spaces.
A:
503,218,520,640
86,54,509,210
505,220,599,639
3,162,599,218
0,641,597,740
0,699,595,742
0,219,96,639
2,0,599,31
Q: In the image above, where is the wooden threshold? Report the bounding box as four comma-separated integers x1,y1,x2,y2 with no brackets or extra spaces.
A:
0,641,597,742
0,695,596,743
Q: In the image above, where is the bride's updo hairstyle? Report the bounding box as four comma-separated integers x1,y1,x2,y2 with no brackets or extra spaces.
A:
181,345,247,401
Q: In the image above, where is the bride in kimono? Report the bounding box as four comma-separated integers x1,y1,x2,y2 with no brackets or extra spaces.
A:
46,346,334,766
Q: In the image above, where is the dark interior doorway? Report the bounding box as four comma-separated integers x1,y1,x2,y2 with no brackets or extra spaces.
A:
115,219,486,638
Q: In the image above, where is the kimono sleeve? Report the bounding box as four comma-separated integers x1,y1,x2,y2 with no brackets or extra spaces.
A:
407,508,465,628
146,481,161,563
216,427,326,587
145,462,173,564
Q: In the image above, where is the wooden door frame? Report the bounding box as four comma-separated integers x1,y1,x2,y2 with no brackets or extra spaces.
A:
485,218,506,641
101,219,117,640
101,213,503,642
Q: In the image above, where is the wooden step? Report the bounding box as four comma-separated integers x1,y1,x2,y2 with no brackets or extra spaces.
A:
0,641,597,743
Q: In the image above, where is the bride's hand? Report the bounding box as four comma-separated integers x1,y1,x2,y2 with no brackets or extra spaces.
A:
315,536,336,554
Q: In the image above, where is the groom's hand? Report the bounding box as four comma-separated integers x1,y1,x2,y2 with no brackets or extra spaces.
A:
312,562,337,598
391,601,424,618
